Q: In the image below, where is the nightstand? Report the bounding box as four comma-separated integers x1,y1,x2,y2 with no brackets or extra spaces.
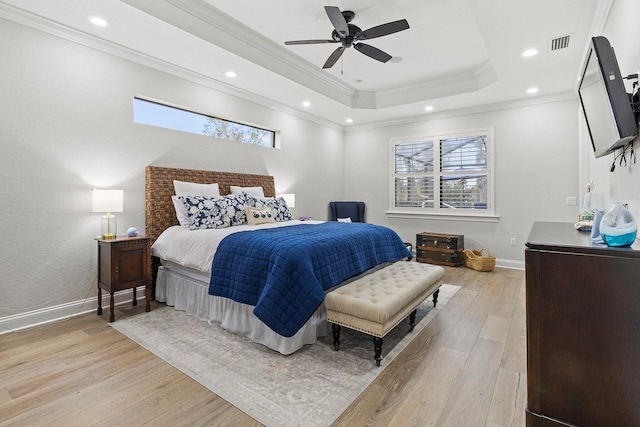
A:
96,235,151,322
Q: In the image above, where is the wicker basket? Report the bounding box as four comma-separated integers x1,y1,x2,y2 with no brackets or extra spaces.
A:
463,249,496,272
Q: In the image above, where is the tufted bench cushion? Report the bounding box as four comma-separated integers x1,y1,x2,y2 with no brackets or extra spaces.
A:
325,261,445,365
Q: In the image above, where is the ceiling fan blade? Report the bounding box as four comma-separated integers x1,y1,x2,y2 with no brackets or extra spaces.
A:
324,6,348,37
354,43,392,63
323,46,345,69
285,39,338,45
356,19,410,41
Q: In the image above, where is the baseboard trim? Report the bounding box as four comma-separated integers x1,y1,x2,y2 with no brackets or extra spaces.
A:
496,258,525,270
0,286,148,335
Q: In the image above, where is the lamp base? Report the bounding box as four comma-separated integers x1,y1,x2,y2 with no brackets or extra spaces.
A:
101,214,117,239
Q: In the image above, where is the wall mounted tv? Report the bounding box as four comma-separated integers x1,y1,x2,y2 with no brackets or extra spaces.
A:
578,36,638,158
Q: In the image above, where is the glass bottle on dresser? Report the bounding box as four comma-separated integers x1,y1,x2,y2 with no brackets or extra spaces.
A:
600,202,637,247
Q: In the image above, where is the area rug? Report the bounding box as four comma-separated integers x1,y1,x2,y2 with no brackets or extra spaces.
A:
111,284,459,427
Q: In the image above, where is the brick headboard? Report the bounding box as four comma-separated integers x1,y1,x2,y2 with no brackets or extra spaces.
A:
144,166,276,244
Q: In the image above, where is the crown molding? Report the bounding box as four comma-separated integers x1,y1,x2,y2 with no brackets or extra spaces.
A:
374,61,498,109
125,0,357,106
346,91,578,132
124,0,490,110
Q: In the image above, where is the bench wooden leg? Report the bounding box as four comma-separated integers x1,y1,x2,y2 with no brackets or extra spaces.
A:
331,323,341,351
373,337,383,366
408,309,417,332
433,289,440,306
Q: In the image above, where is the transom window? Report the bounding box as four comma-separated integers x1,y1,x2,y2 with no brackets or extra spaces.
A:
391,130,493,216
133,98,276,148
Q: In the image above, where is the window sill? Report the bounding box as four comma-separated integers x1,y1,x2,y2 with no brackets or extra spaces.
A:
386,211,500,223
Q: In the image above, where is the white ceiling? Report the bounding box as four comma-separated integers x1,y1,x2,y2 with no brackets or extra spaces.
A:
0,0,606,128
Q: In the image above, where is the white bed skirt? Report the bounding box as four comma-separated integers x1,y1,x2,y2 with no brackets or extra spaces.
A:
155,266,329,355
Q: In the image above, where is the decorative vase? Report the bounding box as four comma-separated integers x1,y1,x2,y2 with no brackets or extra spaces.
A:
599,202,637,247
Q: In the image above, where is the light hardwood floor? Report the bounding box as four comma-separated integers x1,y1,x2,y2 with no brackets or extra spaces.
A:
0,266,526,426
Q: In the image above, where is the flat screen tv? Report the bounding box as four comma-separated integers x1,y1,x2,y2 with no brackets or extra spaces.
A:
578,36,638,158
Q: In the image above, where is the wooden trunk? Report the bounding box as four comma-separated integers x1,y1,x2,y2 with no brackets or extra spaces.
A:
416,232,464,266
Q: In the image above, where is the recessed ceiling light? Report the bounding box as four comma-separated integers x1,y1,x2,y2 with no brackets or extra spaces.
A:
424,105,434,112
225,71,237,78
302,101,311,108
522,49,539,58
345,118,353,124
527,87,539,94
89,16,108,27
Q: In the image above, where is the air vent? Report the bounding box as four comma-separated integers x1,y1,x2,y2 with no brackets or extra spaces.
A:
549,34,571,51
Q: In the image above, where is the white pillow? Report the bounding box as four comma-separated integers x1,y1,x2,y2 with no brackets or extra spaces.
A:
173,180,220,197
246,206,276,225
172,195,192,227
337,217,352,223
230,185,264,198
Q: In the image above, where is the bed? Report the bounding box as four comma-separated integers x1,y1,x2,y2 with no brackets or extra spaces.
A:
145,166,411,354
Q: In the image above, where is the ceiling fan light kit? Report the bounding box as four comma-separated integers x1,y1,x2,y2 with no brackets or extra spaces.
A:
284,6,409,69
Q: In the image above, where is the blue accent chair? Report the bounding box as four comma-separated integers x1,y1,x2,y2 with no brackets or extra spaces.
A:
329,201,366,223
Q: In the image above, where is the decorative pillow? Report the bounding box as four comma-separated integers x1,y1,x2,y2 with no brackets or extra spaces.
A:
173,180,220,197
172,181,220,227
179,195,231,230
223,193,248,226
246,195,292,222
337,217,352,223
246,207,276,225
230,185,264,198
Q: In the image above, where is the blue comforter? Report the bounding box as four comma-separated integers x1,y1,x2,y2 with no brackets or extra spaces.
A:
208,222,411,337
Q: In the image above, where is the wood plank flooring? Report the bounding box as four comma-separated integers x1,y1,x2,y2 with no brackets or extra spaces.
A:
0,266,526,426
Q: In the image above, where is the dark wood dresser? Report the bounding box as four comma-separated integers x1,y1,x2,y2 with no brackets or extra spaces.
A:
525,221,640,426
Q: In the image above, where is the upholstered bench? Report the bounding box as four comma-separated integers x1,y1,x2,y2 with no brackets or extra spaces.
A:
325,261,445,366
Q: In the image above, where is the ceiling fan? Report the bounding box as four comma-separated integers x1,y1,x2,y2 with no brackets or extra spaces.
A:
284,6,410,69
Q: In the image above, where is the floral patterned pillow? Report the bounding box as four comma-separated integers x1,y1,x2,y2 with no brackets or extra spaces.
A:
246,195,292,222
179,196,232,230
223,193,248,226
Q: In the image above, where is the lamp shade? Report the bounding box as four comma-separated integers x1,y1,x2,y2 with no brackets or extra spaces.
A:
280,193,295,208
92,189,123,213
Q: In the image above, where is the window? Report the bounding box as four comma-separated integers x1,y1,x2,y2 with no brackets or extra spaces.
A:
133,98,276,148
391,129,493,216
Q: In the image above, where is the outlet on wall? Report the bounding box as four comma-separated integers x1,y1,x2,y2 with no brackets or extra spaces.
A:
510,237,517,246
566,196,577,206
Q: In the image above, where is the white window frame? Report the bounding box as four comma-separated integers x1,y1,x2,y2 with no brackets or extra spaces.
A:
388,128,498,222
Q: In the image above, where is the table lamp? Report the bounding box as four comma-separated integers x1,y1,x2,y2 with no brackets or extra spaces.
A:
92,189,124,239
280,193,295,208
